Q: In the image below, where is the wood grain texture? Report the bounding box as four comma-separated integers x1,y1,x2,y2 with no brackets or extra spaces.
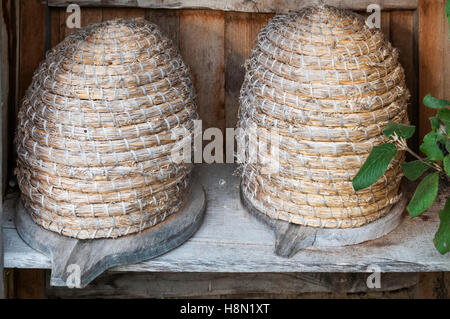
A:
443,0,450,103
14,269,45,298
18,0,45,106
1,0,19,200
0,0,8,300
381,11,390,39
224,12,273,130
102,7,144,20
50,8,61,47
390,10,419,151
60,7,102,38
145,9,180,48
3,269,15,298
417,272,449,298
3,193,17,229
241,185,407,258
358,11,390,39
16,181,206,288
47,0,419,11
418,0,448,141
4,164,450,273
179,10,225,132
45,272,419,298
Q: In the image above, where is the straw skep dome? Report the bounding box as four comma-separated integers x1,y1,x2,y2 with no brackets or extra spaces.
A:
239,5,409,228
15,18,198,239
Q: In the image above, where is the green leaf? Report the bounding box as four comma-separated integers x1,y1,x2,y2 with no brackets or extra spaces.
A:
446,140,450,153
437,108,450,123
430,117,440,131
352,143,397,191
400,160,430,181
407,172,439,218
420,132,444,161
436,132,448,143
437,108,450,133
423,94,450,109
433,197,450,255
444,155,450,176
382,121,416,140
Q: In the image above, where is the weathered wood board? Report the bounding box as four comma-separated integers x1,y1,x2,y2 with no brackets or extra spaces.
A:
145,9,179,47
179,10,225,133
0,0,8,300
224,12,273,131
240,185,408,258
418,0,448,141
47,0,419,11
18,4,421,148
19,0,46,101
15,181,206,288
4,164,450,273
45,271,420,298
390,10,419,150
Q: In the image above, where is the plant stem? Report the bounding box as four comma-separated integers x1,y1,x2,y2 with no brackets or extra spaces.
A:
404,146,442,172
391,133,442,172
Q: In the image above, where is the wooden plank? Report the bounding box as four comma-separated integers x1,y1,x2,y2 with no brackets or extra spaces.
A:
4,164,450,273
418,0,447,142
16,1,49,298
417,272,449,298
46,272,419,298
47,0,419,11
14,269,45,298
3,0,19,200
18,0,46,109
390,10,418,151
3,193,18,229
242,185,407,258
4,228,52,269
381,11,390,39
60,7,103,38
58,7,68,43
3,269,15,298
50,8,61,47
102,7,145,20
179,10,225,133
358,11,390,39
224,12,273,130
445,2,450,103
0,0,8,300
145,9,180,48
16,181,205,288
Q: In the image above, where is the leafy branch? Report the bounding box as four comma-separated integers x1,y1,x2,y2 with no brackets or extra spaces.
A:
352,94,450,254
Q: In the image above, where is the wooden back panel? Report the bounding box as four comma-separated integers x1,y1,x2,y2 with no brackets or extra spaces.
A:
10,0,449,171
43,7,419,137
2,0,449,299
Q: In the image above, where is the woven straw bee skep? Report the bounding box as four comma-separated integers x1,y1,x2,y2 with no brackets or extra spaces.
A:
239,5,409,229
15,18,198,239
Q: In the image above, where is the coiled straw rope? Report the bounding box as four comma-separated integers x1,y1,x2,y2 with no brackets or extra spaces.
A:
239,5,409,228
15,18,198,239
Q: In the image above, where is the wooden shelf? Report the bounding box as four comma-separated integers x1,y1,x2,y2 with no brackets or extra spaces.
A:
3,164,450,273
47,0,419,11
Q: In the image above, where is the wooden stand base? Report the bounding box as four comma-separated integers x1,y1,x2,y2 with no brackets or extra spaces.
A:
16,181,206,288
240,184,407,258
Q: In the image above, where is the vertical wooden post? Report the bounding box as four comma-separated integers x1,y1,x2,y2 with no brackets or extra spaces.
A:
418,0,448,141
0,0,8,300
179,10,225,134
390,11,419,151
